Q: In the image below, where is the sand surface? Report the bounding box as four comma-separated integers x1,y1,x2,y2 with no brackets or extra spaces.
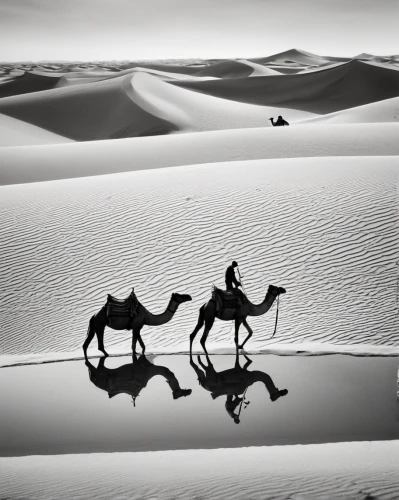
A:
1,49,399,500
0,156,397,361
1,123,398,184
1,441,398,499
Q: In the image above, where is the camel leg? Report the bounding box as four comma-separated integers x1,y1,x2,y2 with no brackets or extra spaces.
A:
83,316,96,359
197,355,207,370
96,323,108,358
243,354,252,370
132,327,141,355
234,319,242,350
200,316,215,355
238,319,253,350
190,305,205,354
137,331,146,354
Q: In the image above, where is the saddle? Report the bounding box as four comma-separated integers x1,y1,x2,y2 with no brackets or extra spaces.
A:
212,286,244,314
106,288,138,329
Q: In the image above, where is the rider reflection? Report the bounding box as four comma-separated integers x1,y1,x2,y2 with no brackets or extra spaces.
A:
190,352,288,423
86,354,192,405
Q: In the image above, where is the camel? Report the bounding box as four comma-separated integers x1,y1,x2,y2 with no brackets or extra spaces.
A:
189,285,285,354
190,352,288,423
269,116,289,127
86,354,192,403
83,289,192,359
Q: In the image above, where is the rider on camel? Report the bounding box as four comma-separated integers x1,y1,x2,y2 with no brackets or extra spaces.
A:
225,261,241,291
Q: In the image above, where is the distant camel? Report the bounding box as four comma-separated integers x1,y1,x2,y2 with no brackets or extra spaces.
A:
269,116,289,126
189,285,285,353
86,354,192,403
190,352,288,423
83,289,192,359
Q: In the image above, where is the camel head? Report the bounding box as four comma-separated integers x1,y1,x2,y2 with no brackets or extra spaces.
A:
267,285,286,296
173,388,192,399
171,293,192,304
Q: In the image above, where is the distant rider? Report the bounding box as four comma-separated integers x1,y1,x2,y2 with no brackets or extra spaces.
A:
269,115,289,126
225,261,241,291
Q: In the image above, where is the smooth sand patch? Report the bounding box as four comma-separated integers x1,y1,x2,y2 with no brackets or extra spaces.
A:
0,113,73,147
1,123,398,184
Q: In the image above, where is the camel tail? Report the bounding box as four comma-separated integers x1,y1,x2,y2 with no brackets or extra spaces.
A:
189,304,205,350
83,315,96,358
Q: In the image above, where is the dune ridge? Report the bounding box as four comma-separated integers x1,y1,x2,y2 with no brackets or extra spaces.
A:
173,60,399,114
0,71,314,141
1,123,398,184
0,156,397,358
299,96,399,124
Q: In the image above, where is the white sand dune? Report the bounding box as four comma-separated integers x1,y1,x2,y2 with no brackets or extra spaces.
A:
174,60,399,114
298,97,399,124
1,442,398,500
0,156,397,358
237,60,281,76
0,113,73,147
250,49,331,66
194,59,255,78
0,72,315,141
0,123,398,184
0,71,61,98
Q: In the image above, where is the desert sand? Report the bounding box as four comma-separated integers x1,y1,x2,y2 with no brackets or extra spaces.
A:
1,48,398,499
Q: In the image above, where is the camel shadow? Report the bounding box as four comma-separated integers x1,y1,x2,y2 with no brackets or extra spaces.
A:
85,354,192,405
190,352,288,424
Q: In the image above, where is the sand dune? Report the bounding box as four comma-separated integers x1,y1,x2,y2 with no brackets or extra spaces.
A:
249,48,330,66
1,123,398,184
237,60,281,76
1,442,398,499
173,60,399,114
0,156,397,358
299,96,399,124
0,113,73,147
0,71,61,98
0,72,314,141
194,60,254,78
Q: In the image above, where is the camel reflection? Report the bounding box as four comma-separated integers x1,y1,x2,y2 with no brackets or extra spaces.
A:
190,353,288,423
86,355,192,404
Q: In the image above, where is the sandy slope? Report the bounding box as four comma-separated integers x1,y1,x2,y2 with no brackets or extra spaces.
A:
0,113,73,147
249,49,331,66
0,72,314,141
0,71,61,98
299,96,399,124
0,156,397,358
1,123,398,184
237,60,282,76
1,442,398,500
173,60,399,114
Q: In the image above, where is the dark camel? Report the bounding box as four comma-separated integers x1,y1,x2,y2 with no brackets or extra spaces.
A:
189,285,285,354
190,352,288,423
83,291,192,359
86,354,192,402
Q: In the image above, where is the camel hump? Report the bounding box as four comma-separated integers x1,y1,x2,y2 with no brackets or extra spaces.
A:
212,286,245,314
106,289,138,329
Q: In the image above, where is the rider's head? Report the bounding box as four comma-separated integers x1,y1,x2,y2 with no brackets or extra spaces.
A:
278,115,282,119
234,417,240,424
232,261,238,268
